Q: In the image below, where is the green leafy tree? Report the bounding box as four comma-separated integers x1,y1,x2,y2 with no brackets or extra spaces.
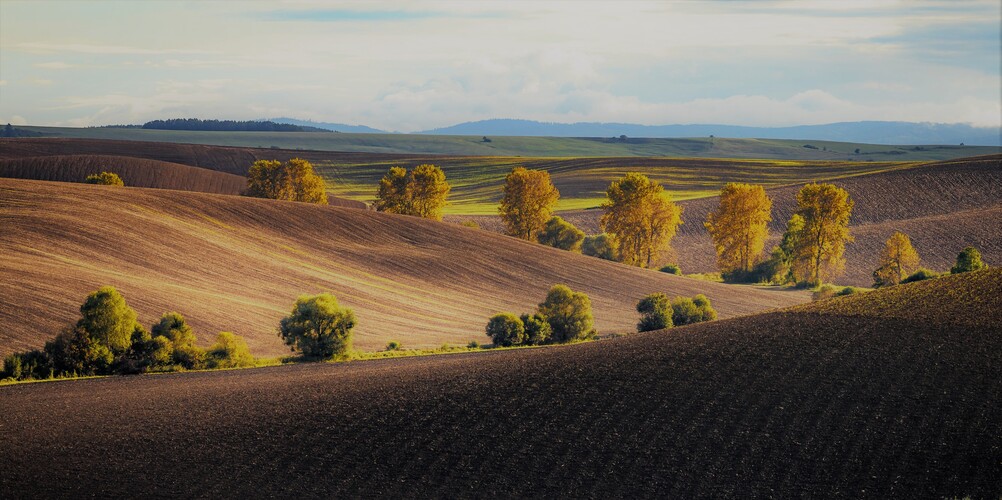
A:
85,171,124,186
636,293,672,332
951,246,987,274
498,167,560,240
279,293,357,359
582,233,620,261
600,173,683,268
537,285,594,343
77,286,140,354
485,313,526,347
537,216,585,251
151,312,204,368
207,332,255,368
671,295,717,326
520,313,552,345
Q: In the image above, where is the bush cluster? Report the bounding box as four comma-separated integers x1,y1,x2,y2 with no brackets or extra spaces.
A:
636,293,717,332
485,285,594,347
901,268,940,284
659,264,682,275
84,171,124,186
1,287,256,383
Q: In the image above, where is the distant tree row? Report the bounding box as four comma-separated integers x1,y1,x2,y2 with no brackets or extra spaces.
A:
142,119,328,132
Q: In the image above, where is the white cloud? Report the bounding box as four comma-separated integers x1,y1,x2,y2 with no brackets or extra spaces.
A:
16,42,214,55
33,61,77,69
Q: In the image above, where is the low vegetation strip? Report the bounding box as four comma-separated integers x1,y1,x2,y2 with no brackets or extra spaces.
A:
0,177,808,357
0,271,998,497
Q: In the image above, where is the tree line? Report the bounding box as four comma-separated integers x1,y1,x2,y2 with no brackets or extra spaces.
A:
142,119,329,132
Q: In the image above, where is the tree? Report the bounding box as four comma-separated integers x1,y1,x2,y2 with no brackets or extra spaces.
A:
520,313,552,345
374,166,411,214
485,313,525,347
872,231,921,287
600,173,683,268
537,216,584,251
705,183,772,273
245,158,328,204
279,293,356,359
84,172,124,186
791,183,854,286
636,293,672,332
409,164,450,220
776,214,806,283
45,324,114,376
77,286,140,354
498,167,560,240
582,233,620,261
151,312,204,368
537,284,594,343
207,332,255,368
671,295,716,326
951,246,987,274
373,164,451,220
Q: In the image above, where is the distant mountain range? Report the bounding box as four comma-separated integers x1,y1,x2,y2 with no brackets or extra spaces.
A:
269,117,386,134
266,117,1000,146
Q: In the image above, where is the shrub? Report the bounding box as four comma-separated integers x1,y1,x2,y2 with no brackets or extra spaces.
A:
659,264,682,275
386,341,401,351
45,324,114,376
207,332,255,368
691,294,718,322
279,293,356,359
460,220,480,229
466,340,480,349
151,312,205,368
901,268,941,284
2,350,48,381
84,171,124,186
811,284,839,301
537,284,595,343
537,216,585,252
582,233,620,261
77,286,139,354
486,313,525,347
520,313,552,345
636,292,672,332
835,286,861,297
951,246,987,274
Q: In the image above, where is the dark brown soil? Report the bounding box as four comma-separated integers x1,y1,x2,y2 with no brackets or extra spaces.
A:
1,270,999,498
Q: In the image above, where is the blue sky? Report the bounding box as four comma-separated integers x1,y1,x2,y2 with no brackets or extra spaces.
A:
1,0,999,131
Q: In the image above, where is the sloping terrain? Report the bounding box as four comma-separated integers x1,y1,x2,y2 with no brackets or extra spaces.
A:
1,269,997,498
537,155,1000,286
0,178,806,357
0,154,247,195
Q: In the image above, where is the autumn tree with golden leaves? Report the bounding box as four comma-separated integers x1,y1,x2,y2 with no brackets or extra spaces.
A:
498,167,560,240
600,173,683,268
872,231,920,287
374,164,451,220
792,183,854,285
705,183,773,274
246,158,328,204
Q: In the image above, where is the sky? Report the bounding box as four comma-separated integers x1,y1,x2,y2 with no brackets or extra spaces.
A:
1,0,999,132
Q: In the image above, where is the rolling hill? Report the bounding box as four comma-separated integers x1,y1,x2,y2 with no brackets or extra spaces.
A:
0,178,807,357
0,154,247,195
1,268,997,498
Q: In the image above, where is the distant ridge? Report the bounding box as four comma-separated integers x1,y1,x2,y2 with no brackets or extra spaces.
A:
269,117,388,134
418,119,1002,146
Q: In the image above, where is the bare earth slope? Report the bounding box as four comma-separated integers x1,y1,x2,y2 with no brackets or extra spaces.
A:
0,154,247,195
0,178,806,357
1,269,998,498
553,155,1002,286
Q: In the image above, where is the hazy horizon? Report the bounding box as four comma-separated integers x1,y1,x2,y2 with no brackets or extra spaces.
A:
1,0,999,132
